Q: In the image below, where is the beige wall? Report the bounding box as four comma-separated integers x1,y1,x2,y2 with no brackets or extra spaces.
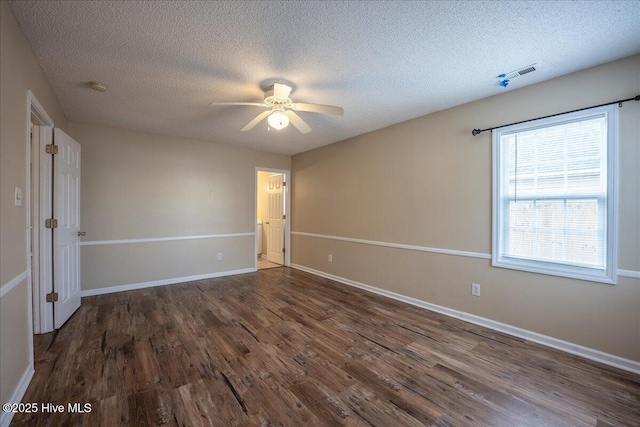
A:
66,121,290,290
0,1,69,405
0,281,31,402
291,55,640,361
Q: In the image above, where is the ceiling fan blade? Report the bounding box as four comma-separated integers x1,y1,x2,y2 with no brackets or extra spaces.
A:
291,102,344,116
273,83,292,99
210,102,266,107
285,111,312,134
241,110,272,131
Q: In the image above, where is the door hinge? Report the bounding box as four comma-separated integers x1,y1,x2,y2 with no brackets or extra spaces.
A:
46,292,59,303
45,218,58,228
45,144,58,155
282,181,286,186
282,248,286,253
282,214,286,219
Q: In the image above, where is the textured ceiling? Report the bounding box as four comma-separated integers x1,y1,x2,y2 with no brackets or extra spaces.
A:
9,1,640,155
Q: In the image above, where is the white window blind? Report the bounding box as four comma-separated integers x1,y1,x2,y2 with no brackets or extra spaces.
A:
492,105,618,284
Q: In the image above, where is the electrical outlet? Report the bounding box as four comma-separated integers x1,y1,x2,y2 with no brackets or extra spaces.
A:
328,254,333,262
217,253,223,261
471,283,481,297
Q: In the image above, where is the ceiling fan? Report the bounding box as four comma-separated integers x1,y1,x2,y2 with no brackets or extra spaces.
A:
211,83,343,134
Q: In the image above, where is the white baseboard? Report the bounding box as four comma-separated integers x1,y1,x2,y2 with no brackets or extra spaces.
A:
0,365,35,427
291,263,640,375
80,268,256,297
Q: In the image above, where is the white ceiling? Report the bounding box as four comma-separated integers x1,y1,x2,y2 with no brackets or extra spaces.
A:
9,1,640,155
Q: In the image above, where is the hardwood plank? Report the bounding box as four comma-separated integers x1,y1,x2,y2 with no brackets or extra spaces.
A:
12,267,640,426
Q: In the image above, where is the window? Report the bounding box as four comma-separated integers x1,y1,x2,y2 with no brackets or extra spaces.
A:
492,105,618,284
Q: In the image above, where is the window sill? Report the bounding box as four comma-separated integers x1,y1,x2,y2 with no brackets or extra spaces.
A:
492,257,616,285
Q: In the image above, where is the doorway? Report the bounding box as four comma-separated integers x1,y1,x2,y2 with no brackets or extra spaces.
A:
255,168,291,270
27,91,82,335
28,91,54,334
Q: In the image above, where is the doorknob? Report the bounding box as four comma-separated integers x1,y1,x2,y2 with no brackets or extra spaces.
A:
77,231,86,236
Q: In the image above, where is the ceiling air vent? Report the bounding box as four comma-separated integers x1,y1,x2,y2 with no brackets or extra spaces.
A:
496,64,537,87
517,65,537,76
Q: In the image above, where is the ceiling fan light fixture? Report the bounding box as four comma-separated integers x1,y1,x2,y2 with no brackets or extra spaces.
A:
213,82,341,133
267,110,289,130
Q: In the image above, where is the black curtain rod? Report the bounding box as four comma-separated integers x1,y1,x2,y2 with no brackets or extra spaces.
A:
471,95,640,136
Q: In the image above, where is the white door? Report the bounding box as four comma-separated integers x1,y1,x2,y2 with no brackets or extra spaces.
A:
53,129,81,328
266,174,284,265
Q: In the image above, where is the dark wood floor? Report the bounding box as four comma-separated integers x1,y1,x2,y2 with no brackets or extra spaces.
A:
13,268,640,426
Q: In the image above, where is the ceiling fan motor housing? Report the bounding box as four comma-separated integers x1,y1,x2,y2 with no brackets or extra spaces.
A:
264,88,292,107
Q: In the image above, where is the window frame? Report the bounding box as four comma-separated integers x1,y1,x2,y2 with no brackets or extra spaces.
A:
492,104,618,284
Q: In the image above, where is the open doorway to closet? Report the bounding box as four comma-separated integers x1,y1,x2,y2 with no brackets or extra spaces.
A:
28,91,55,335
255,168,291,270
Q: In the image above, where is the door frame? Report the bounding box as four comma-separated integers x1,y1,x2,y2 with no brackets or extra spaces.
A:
26,90,55,335
255,167,291,270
